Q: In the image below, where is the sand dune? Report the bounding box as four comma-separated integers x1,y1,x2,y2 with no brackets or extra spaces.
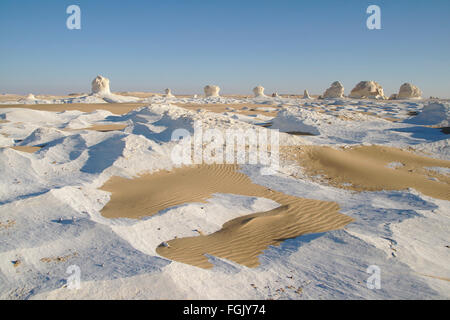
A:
283,145,450,200
100,164,353,268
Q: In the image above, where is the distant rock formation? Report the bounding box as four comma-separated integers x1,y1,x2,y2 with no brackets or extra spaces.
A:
253,85,266,97
25,93,36,100
389,94,398,100
303,90,311,99
164,88,174,98
323,81,345,98
91,75,111,95
349,81,386,99
272,92,279,98
397,83,422,99
204,85,220,97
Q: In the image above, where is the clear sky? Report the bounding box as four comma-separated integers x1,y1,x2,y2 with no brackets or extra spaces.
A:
1,0,449,97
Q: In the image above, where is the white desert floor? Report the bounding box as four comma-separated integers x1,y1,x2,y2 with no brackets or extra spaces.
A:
0,93,449,299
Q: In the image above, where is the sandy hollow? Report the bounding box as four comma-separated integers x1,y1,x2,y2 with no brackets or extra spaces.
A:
282,145,450,200
100,164,353,268
9,146,42,153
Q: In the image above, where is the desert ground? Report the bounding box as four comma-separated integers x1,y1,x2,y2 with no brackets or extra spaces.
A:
0,90,449,299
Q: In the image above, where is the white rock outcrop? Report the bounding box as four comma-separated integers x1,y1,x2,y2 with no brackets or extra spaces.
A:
91,75,111,95
303,90,311,99
349,81,386,99
397,83,422,99
204,85,220,97
272,92,279,98
323,81,345,98
404,102,449,126
253,85,266,97
164,88,174,98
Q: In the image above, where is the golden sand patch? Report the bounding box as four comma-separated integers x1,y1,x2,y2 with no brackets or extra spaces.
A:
175,103,280,118
0,103,147,115
12,260,21,268
0,219,15,230
282,145,450,200
420,274,450,282
100,164,353,268
64,124,127,132
40,252,78,263
10,146,41,153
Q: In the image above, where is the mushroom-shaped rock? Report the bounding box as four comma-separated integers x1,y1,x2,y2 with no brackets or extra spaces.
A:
164,88,174,98
303,90,311,99
253,85,266,97
397,83,422,99
91,75,111,95
349,81,386,99
204,85,220,97
323,81,345,98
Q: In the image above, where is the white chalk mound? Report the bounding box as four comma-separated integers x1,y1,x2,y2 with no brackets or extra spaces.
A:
323,81,344,99
349,81,386,99
270,108,322,135
272,92,279,98
303,90,311,99
404,102,449,126
91,75,111,95
25,93,36,100
397,83,422,99
253,85,266,97
204,85,220,97
164,88,174,98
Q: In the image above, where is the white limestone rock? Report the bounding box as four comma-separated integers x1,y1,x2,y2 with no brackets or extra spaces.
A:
397,83,422,99
253,85,266,97
91,75,111,95
349,81,386,99
303,89,311,99
204,85,220,97
323,81,345,98
164,88,174,98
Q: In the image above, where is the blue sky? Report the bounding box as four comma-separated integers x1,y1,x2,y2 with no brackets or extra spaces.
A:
1,0,449,97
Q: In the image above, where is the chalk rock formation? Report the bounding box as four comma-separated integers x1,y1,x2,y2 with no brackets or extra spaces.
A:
397,83,422,99
204,85,220,97
303,90,311,99
389,94,398,100
164,88,174,98
323,81,345,98
349,81,386,99
25,93,36,100
272,92,279,98
91,75,111,95
253,85,266,97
